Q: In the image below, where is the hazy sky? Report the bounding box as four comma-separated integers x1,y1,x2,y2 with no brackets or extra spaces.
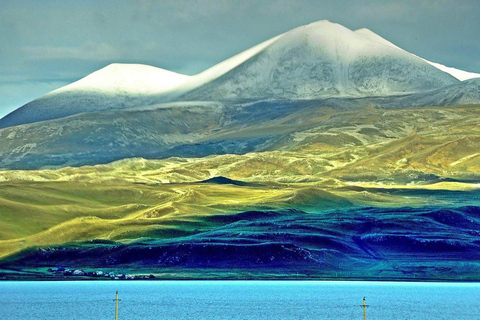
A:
1,0,479,118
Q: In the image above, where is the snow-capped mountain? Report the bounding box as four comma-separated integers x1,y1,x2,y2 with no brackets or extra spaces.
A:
181,21,459,100
0,64,190,128
57,63,190,94
0,20,478,130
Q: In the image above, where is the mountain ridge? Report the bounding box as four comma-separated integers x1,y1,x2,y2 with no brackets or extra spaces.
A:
180,20,459,100
1,20,477,129
0,20,479,170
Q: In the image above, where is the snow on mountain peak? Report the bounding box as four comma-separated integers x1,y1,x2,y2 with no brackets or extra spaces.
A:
422,61,480,81
51,63,191,96
184,20,364,92
181,20,458,100
354,28,480,82
302,20,354,36
273,20,402,61
0,64,192,128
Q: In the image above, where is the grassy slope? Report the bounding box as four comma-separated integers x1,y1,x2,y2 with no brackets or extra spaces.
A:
1,105,480,260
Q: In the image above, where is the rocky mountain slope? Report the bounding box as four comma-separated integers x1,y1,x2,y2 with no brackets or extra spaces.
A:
1,87,480,170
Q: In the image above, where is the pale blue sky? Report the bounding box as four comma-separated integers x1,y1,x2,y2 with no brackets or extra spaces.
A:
1,0,479,118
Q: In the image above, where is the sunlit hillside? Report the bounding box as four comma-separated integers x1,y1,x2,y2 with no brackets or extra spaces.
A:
1,105,480,278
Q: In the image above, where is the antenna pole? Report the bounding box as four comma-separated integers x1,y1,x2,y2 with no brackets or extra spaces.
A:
115,291,119,320
363,297,367,320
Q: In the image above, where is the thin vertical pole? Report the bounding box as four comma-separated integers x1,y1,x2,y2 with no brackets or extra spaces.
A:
115,291,119,320
363,297,367,320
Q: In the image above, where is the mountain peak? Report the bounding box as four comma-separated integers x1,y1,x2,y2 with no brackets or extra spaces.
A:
50,63,190,96
281,20,357,49
182,20,458,101
303,19,352,32
0,63,191,128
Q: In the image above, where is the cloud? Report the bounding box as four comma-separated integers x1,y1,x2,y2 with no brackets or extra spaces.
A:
23,42,119,61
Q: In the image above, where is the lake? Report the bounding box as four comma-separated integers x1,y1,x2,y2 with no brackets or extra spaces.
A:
1,281,479,319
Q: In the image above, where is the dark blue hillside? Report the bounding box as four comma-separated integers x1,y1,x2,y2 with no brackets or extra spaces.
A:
4,206,480,280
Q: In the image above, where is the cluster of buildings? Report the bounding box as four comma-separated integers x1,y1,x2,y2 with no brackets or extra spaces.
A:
47,267,156,280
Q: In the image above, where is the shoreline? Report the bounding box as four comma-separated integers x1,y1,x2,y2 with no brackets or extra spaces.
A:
2,270,479,283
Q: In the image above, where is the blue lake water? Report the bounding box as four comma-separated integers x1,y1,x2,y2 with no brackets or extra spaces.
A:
1,281,479,319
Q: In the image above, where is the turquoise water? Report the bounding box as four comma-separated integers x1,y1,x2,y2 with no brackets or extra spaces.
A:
1,281,479,319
